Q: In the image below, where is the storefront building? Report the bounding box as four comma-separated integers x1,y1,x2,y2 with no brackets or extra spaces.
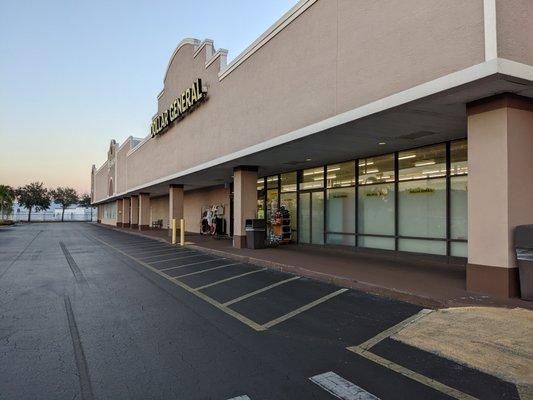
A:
91,0,533,298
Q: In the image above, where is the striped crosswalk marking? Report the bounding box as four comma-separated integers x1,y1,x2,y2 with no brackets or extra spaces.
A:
310,371,379,400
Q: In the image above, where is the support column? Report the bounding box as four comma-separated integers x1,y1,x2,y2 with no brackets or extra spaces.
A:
130,195,139,229
122,198,131,228
168,185,184,236
233,166,258,248
116,199,124,227
467,94,533,297
138,193,151,231
97,205,102,223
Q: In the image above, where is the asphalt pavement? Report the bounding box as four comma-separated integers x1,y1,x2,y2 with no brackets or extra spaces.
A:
0,223,521,399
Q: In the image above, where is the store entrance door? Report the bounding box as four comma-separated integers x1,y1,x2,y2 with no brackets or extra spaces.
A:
298,190,324,244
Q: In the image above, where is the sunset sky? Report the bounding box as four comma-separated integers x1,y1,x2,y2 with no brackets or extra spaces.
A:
0,0,297,194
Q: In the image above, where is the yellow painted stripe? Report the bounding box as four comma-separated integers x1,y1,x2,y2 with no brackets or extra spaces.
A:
223,276,301,306
348,346,478,400
195,268,267,291
261,288,348,329
354,309,433,351
87,233,265,331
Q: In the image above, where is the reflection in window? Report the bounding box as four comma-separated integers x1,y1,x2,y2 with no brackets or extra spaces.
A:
358,154,394,185
281,172,297,192
451,139,468,175
300,167,324,190
327,161,355,188
399,143,446,180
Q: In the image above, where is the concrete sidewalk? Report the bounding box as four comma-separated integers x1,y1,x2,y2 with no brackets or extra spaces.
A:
99,224,533,310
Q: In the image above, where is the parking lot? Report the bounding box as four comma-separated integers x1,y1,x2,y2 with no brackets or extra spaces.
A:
0,223,522,399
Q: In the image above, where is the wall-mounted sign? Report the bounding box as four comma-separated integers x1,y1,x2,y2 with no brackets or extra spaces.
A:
151,78,207,137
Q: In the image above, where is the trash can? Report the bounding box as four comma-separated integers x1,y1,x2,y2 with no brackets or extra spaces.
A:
245,219,266,249
514,225,533,301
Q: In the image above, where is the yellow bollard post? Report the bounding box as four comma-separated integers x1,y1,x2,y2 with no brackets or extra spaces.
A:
180,218,185,246
171,218,177,245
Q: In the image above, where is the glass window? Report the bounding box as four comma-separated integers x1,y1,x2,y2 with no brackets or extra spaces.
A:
358,183,395,235
451,241,467,258
281,172,297,192
451,139,468,175
358,154,395,185
327,234,356,246
300,167,324,190
327,161,355,188
280,192,297,241
257,178,265,219
266,175,279,189
398,178,446,238
358,236,395,250
398,238,446,255
450,175,468,240
257,178,265,192
399,143,446,180
327,187,355,233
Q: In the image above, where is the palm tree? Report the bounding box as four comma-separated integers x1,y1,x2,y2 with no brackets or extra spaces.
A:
0,185,15,220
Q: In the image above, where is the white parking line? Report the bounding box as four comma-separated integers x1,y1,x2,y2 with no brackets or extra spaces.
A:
310,371,379,400
173,263,241,279
261,288,348,329
159,258,226,272
130,248,182,256
227,396,251,400
149,254,204,264
195,268,267,291
140,250,193,260
223,276,301,306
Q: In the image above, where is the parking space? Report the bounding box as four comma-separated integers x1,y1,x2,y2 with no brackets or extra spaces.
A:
84,225,523,400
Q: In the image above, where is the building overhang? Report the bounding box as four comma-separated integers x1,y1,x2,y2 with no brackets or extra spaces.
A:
92,58,533,205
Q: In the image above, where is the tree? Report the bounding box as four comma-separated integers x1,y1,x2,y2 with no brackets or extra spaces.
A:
78,193,93,221
16,182,51,222
0,185,15,220
51,187,79,222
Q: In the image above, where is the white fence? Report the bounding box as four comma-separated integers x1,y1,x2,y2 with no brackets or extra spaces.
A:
10,210,97,222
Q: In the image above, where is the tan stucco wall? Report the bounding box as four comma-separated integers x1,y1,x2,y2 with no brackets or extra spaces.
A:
93,162,109,201
93,0,487,202
150,195,169,228
497,0,533,66
183,186,230,234
116,140,131,194
468,105,533,269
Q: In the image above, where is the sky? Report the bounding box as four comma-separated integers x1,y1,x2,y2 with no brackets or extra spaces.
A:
0,0,298,194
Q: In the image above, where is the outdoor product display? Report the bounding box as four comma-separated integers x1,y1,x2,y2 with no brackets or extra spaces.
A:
268,206,291,245
200,204,226,237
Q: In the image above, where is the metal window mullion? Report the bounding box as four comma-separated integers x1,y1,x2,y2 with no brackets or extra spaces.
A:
355,159,359,248
394,152,399,251
446,141,451,258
